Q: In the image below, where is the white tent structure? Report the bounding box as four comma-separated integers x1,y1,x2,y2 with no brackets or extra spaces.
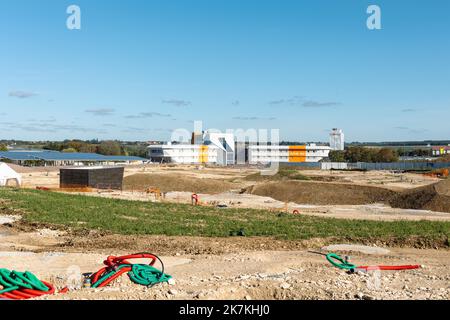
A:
0,163,22,187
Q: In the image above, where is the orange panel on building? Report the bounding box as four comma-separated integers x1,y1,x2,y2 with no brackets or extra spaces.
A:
288,145,306,162
198,145,209,163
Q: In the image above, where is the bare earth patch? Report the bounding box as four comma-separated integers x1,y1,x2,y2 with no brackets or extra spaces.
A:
0,227,449,300
123,173,241,194
390,179,450,213
246,180,396,205
1,166,449,300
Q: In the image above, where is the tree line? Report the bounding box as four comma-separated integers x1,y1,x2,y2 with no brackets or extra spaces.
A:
1,140,149,158
44,140,127,156
328,147,399,163
328,146,438,163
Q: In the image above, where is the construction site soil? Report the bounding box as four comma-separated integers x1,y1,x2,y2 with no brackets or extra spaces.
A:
16,164,450,214
389,179,450,213
123,173,241,194
246,178,450,214
1,165,449,300
246,181,396,206
0,220,449,300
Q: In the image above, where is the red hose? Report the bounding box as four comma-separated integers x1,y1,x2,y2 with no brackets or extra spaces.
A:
358,265,421,271
91,253,160,288
94,267,132,288
91,267,107,284
191,194,199,205
36,186,50,191
105,253,157,267
0,281,55,300
1,292,24,300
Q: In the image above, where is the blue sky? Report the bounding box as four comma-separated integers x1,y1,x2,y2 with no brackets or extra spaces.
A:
0,0,449,142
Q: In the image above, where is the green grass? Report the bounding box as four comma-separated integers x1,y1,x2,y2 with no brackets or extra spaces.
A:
0,188,449,243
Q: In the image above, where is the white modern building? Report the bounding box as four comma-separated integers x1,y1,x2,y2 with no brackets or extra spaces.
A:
248,144,332,164
148,129,337,165
148,143,219,164
148,131,235,166
329,128,345,151
203,132,235,166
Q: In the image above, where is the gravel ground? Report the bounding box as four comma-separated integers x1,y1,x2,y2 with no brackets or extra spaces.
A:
24,250,450,300
1,219,449,300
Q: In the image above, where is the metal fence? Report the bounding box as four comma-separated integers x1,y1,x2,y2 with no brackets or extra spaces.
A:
321,162,348,170
321,162,450,171
283,162,321,168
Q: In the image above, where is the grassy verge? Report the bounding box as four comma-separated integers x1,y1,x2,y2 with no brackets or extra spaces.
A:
0,188,449,244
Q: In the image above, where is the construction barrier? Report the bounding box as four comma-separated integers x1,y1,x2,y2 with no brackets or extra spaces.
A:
321,162,349,170
321,161,450,171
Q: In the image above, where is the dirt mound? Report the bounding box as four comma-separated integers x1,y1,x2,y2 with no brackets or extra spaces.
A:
246,181,396,205
244,169,344,183
244,168,311,181
123,173,237,194
435,178,450,196
390,179,450,213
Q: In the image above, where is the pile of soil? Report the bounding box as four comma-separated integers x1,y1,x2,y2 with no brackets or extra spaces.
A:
390,179,450,213
244,169,347,184
244,169,310,182
123,173,237,194
245,181,396,205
